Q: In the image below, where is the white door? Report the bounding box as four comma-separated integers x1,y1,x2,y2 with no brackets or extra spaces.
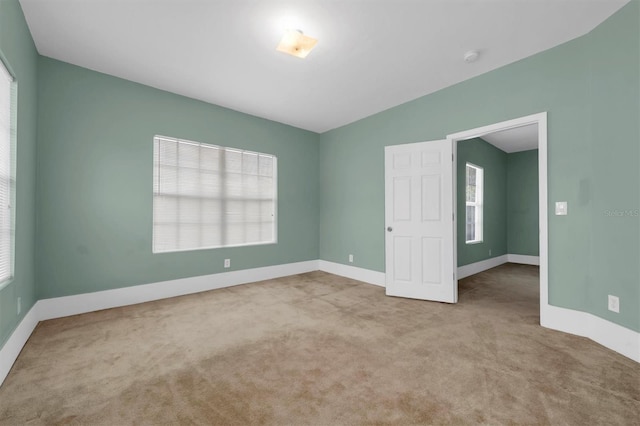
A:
384,140,456,303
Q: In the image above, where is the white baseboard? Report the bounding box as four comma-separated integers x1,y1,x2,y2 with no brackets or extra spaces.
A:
457,255,508,280
0,305,39,387
456,254,540,279
542,304,640,362
318,260,386,287
507,254,540,265
38,260,319,321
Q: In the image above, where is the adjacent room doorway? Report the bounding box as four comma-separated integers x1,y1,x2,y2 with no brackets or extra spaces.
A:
384,112,548,324
448,113,548,321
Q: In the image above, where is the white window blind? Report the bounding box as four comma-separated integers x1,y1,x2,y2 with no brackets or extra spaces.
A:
153,136,277,253
0,60,15,286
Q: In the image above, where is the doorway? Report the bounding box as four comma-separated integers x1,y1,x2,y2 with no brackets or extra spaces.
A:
447,112,548,324
383,112,548,323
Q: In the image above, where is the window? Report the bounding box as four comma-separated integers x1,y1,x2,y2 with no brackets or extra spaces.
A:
153,136,277,253
0,59,16,287
465,163,483,244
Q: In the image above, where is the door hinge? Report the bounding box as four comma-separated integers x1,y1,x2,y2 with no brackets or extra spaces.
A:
452,212,454,220
452,153,454,162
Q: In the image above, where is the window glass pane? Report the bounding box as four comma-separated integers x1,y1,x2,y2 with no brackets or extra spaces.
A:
466,223,474,242
466,184,475,203
178,167,200,197
156,138,178,166
178,223,201,251
225,172,244,198
242,152,258,175
467,166,476,185
201,224,222,247
258,155,273,176
200,170,221,197
153,195,178,224
466,164,477,203
177,140,200,169
153,136,277,252
224,149,242,173
200,145,220,172
152,223,178,253
466,205,475,241
201,200,222,224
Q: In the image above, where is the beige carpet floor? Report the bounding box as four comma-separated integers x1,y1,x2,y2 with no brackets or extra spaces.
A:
0,264,638,425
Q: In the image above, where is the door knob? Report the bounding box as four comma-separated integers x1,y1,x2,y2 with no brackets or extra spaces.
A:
387,226,393,232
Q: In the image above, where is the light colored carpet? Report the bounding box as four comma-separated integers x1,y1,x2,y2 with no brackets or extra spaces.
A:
0,264,638,425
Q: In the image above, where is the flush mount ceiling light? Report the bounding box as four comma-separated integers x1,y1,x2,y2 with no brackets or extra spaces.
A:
276,29,318,59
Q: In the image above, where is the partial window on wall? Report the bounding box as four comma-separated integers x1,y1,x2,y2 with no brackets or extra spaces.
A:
0,58,16,287
465,163,483,244
152,136,277,253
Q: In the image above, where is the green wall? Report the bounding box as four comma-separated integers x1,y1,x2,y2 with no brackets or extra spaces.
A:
36,58,319,299
319,2,639,331
0,0,38,347
456,138,507,266
507,150,539,256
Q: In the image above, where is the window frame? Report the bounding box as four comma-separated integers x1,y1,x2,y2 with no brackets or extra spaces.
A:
465,162,483,244
152,135,278,254
0,56,17,289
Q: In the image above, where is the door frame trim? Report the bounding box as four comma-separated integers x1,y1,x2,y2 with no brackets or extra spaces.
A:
446,112,548,322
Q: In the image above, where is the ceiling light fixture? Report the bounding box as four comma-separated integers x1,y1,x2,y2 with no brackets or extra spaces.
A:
276,29,318,59
464,50,480,63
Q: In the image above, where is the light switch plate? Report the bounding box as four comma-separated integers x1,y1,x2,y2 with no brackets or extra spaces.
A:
555,201,568,215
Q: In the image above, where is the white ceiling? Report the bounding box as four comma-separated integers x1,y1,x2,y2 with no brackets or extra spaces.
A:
19,0,628,133
482,124,539,153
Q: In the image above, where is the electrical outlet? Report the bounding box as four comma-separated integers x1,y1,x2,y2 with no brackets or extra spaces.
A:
608,295,619,313
224,259,230,268
17,297,21,315
555,201,568,215
348,254,354,263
